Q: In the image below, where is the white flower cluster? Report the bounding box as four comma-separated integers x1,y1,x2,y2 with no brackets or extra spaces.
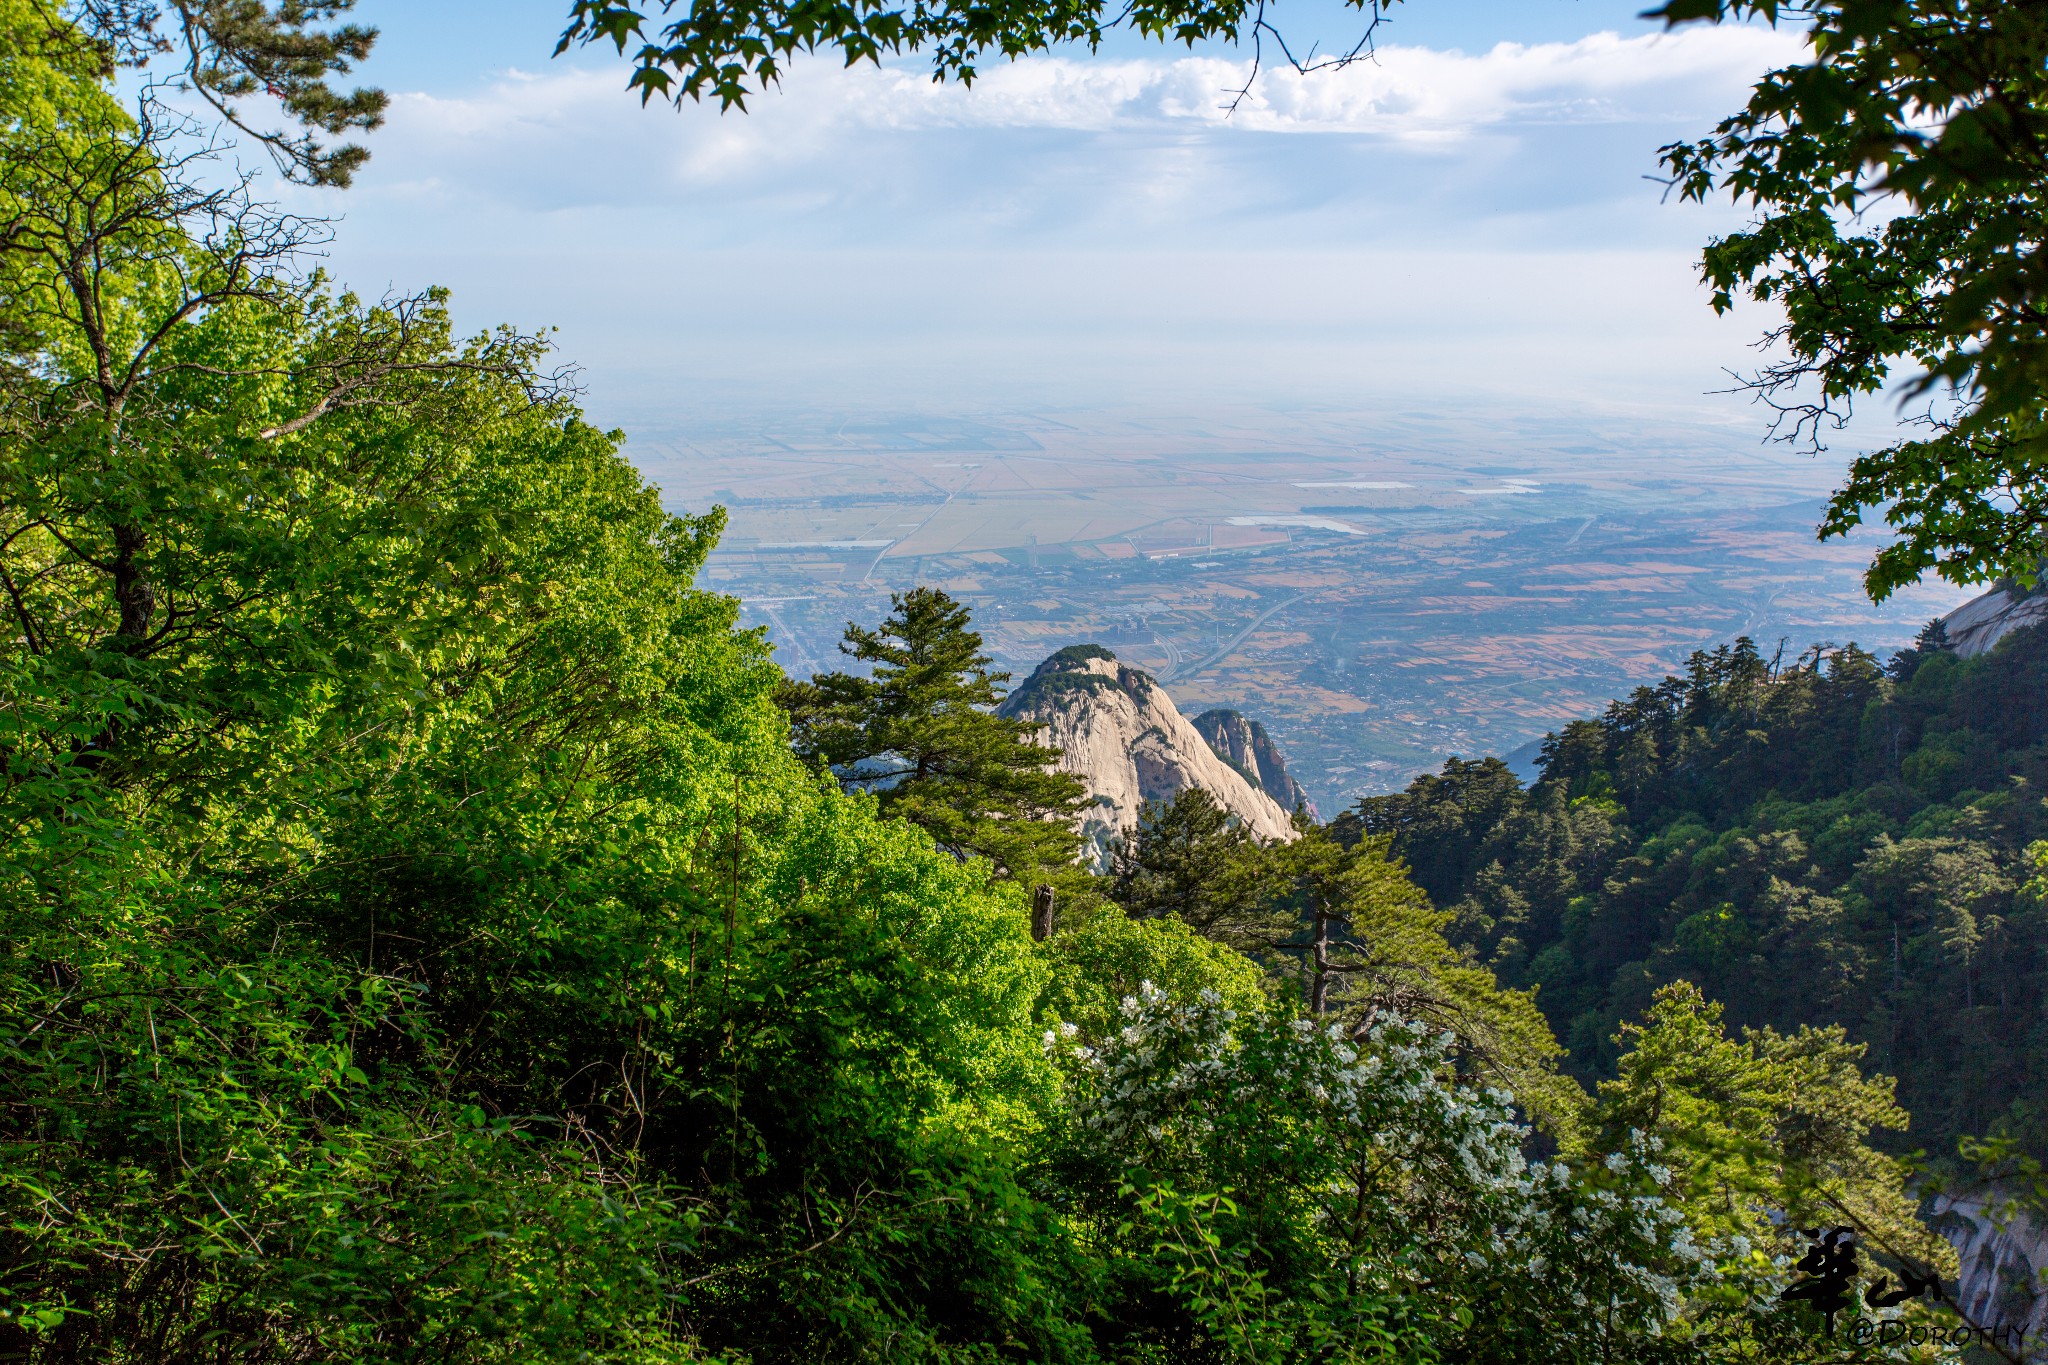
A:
1056,985,1718,1350
1051,984,1242,1152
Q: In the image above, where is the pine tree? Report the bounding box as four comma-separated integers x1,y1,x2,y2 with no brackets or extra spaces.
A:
75,1,389,185
1228,824,1582,1135
1595,983,1953,1276
779,587,1087,880
1110,787,1260,930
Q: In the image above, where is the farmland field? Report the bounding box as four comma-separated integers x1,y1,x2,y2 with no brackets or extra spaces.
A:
627,402,1969,812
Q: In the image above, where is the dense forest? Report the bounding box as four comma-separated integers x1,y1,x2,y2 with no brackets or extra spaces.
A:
3,0,2045,1362
1338,621,2048,1160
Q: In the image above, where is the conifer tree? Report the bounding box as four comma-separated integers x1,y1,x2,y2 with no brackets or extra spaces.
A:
74,0,388,185
779,586,1088,880
1595,983,1954,1282
1107,805,1582,1135
1110,787,1260,929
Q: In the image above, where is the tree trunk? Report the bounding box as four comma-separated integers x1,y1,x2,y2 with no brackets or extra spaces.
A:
111,524,154,644
1309,904,1331,1015
1031,884,1056,942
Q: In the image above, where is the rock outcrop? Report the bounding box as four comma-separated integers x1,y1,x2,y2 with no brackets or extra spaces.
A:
1938,582,2048,658
998,646,1298,860
1930,1190,2048,1340
1190,708,1318,820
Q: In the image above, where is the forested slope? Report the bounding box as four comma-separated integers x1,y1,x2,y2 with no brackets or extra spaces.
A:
1342,623,2048,1157
0,1,2018,1359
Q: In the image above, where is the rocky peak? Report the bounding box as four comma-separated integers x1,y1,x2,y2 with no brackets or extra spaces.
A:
1937,580,2048,658
1190,708,1318,820
998,646,1297,862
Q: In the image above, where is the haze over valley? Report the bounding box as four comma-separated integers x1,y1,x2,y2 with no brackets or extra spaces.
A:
637,400,1969,811
308,1,1974,814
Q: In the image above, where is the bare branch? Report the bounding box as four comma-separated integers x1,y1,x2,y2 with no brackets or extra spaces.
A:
1221,0,1388,116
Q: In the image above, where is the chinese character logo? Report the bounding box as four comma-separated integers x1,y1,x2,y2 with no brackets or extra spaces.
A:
1780,1227,1944,1332
1781,1227,1858,1331
1866,1266,1943,1309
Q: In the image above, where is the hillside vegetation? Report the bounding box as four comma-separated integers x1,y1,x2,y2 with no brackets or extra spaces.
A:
0,1,2030,1361
1340,627,2048,1159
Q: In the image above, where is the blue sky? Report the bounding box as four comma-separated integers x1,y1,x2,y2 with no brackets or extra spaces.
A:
339,1,1693,90
245,0,1831,440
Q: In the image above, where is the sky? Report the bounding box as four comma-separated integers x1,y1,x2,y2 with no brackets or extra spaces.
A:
232,0,1836,439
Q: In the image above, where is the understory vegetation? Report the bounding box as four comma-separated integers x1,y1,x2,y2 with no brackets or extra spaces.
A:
1,1,2039,1362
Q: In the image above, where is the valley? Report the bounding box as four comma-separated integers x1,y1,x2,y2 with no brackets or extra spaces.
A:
630,402,1969,811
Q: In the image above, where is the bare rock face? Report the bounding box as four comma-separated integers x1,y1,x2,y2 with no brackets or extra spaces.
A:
1190,708,1318,820
1930,1190,2048,1343
1938,582,2048,658
998,646,1298,860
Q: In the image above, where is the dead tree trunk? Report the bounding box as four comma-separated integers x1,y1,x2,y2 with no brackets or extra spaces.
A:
1031,884,1056,942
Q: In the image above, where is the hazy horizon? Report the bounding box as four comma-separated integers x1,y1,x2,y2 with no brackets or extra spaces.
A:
219,0,1974,797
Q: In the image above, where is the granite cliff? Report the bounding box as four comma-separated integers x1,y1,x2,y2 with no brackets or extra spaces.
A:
1190,708,1318,820
1932,1189,2048,1342
1938,580,2048,658
997,646,1298,860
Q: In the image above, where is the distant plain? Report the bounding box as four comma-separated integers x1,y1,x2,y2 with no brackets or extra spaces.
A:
629,401,1970,813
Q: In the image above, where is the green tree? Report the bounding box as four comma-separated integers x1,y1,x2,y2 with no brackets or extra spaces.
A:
0,35,752,1339
1853,835,2015,1012
1047,984,1710,1365
1177,822,1583,1135
1654,0,2048,598
779,586,1088,881
1110,785,1263,929
1360,627,2048,1156
1038,908,1272,1042
0,11,1085,1358
1593,982,1955,1350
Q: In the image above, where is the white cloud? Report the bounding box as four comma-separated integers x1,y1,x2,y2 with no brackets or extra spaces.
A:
1236,27,1801,135
362,25,1800,207
402,25,1797,140
304,22,1824,425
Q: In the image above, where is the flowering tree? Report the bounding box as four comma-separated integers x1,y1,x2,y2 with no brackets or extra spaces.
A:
1044,985,1718,1364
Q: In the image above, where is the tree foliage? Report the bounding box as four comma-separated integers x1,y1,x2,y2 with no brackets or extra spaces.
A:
0,16,1053,1356
1655,0,2048,597
1350,628,2048,1161
1112,797,1581,1138
1596,983,1947,1269
556,0,1397,110
778,585,1090,882
1110,786,1262,930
